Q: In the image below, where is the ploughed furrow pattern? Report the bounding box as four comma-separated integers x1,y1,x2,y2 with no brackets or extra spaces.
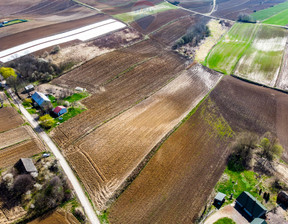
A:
51,50,185,149
61,64,222,210
0,107,23,133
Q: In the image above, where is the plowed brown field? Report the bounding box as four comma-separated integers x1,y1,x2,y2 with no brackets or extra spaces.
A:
131,9,192,34
51,42,185,149
150,15,198,45
51,40,160,92
108,90,233,224
60,65,222,210
0,107,23,132
28,210,79,224
0,126,31,149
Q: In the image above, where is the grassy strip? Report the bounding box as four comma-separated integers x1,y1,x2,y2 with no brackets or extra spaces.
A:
113,2,177,23
252,1,288,21
262,8,288,26
71,0,99,11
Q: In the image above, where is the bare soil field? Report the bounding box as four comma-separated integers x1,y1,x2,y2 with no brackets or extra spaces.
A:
0,0,42,17
58,64,222,210
108,87,233,223
51,40,160,92
179,0,212,13
0,107,23,133
0,140,43,168
51,50,185,149
150,15,199,46
28,210,79,224
0,126,31,149
276,42,288,91
130,9,192,34
211,0,287,20
210,76,288,161
0,14,110,48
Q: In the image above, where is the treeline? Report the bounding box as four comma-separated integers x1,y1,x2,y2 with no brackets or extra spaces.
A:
237,13,256,23
172,22,210,50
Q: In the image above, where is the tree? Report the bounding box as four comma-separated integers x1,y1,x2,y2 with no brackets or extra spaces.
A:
6,76,27,96
0,67,17,79
237,13,256,23
260,136,283,161
39,114,55,129
13,174,34,197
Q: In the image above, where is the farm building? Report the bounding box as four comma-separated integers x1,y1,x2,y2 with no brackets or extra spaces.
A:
31,92,52,110
15,158,37,174
236,191,267,221
250,218,267,224
214,192,226,208
24,84,34,93
53,106,67,116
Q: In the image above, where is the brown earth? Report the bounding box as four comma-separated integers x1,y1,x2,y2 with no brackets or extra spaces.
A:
108,75,288,223
131,9,193,34
108,87,233,223
0,14,109,46
59,64,222,210
150,15,199,46
210,76,288,161
28,210,79,224
0,126,31,149
0,107,23,133
179,0,213,13
0,0,42,17
0,140,43,168
50,40,184,148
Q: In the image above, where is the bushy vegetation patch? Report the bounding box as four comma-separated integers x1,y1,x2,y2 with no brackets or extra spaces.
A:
237,13,256,23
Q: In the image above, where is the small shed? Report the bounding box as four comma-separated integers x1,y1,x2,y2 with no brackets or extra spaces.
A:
251,218,267,224
15,158,37,174
236,191,267,220
24,84,34,93
53,106,67,116
214,192,226,207
31,92,52,109
75,87,86,92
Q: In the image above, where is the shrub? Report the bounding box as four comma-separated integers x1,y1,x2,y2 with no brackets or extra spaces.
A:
13,174,34,196
237,13,256,23
50,45,60,55
260,136,283,161
0,67,17,79
39,114,55,129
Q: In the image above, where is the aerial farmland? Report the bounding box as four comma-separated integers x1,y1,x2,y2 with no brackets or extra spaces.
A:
1,0,288,223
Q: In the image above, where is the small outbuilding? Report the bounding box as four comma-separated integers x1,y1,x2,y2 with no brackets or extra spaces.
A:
251,218,267,224
236,191,267,220
31,92,52,110
24,84,34,93
53,106,67,116
15,158,37,174
75,87,86,92
214,192,226,208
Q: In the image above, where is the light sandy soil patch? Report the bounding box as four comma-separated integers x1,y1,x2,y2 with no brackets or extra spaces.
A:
0,107,24,133
0,203,26,224
0,126,31,149
64,64,222,210
267,206,288,224
276,42,288,91
195,19,230,62
28,210,79,224
204,204,249,224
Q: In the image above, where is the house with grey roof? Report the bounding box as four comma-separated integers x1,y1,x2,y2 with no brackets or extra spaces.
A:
15,158,37,174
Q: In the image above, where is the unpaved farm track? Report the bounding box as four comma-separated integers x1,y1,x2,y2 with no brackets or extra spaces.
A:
58,64,222,210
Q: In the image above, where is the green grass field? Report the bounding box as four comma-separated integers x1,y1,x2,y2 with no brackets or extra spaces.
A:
204,23,258,74
113,2,177,23
252,1,288,21
213,218,236,224
262,8,288,26
234,25,288,86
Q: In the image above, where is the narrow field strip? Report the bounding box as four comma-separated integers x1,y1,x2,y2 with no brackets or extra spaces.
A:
0,19,126,63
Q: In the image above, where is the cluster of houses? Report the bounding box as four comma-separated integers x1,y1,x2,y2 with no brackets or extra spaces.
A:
26,84,67,117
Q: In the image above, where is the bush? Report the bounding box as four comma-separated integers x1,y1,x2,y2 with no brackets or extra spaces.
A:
0,67,17,79
237,13,256,23
39,114,55,129
260,136,283,161
13,174,34,197
50,45,60,55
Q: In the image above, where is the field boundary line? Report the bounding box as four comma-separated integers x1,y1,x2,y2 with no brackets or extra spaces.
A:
0,138,30,151
274,40,288,88
81,151,107,182
105,64,224,207
71,0,101,12
70,62,185,146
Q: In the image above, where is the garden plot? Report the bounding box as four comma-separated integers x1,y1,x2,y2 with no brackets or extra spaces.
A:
205,23,257,74
234,25,288,86
0,107,23,132
63,65,222,210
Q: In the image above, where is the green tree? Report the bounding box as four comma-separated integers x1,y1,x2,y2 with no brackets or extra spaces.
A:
39,114,55,129
0,67,17,79
260,137,283,161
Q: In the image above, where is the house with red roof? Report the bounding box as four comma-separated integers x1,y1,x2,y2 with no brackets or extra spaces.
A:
53,106,67,117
